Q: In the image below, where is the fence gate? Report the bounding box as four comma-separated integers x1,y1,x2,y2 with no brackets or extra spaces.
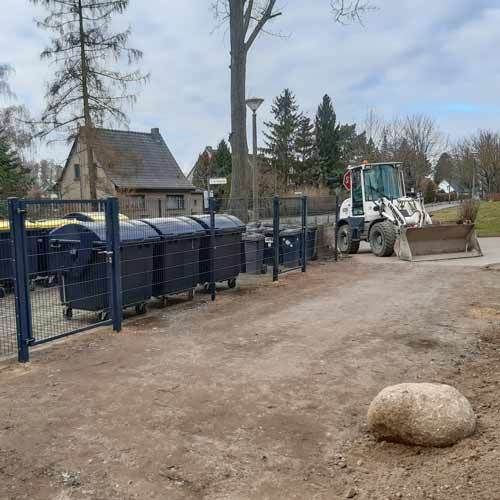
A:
271,196,308,280
4,198,122,362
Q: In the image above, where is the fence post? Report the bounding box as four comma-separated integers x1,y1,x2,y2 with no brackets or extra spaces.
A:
209,195,216,301
8,198,33,363
158,198,162,217
273,196,280,282
334,190,340,262
105,197,122,332
301,196,308,273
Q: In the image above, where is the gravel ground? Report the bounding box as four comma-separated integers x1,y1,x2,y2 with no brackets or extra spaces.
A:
1,257,500,500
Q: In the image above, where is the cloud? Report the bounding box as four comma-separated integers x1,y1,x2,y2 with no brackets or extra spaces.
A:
1,0,499,171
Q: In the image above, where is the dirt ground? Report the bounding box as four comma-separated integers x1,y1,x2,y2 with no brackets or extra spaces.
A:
1,255,500,500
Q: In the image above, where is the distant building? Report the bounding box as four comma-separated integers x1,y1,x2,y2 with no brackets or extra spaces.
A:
56,127,203,212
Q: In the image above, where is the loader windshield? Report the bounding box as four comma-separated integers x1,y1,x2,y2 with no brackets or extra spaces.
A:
364,164,402,201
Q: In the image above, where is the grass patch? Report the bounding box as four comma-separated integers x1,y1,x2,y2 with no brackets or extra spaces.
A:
432,201,500,237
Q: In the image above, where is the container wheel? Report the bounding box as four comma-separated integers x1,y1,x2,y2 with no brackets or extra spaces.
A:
135,303,147,315
227,278,237,289
0,287,5,299
29,280,36,292
64,307,73,320
160,296,168,308
261,264,268,275
187,289,195,300
97,310,109,322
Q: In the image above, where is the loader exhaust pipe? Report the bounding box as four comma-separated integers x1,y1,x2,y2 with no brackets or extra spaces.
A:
397,224,483,262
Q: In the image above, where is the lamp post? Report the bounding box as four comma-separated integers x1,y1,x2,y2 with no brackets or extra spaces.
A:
246,97,264,219
470,149,479,201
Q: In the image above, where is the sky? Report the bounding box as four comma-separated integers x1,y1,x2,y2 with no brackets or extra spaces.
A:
1,0,499,173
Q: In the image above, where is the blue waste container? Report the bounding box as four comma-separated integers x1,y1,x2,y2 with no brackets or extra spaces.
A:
186,215,245,289
48,221,159,320
280,227,302,268
138,217,205,303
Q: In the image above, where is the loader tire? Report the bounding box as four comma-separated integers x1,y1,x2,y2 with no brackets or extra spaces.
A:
338,224,360,254
370,221,396,257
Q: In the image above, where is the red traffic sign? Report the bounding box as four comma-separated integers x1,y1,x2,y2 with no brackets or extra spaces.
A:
343,170,351,190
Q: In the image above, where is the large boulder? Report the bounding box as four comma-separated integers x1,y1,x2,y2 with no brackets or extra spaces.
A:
367,383,476,447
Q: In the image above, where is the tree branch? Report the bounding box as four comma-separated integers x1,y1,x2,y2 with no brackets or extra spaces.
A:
244,0,282,53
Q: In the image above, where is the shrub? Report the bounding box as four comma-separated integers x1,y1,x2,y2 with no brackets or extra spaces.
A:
458,201,480,223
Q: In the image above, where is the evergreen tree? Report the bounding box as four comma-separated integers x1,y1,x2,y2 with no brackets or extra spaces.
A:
315,94,341,186
434,152,454,184
30,0,148,198
263,89,302,189
294,115,316,185
0,128,32,198
211,139,232,198
192,148,215,190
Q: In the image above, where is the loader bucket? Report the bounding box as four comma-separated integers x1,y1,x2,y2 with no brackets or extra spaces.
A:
398,224,483,262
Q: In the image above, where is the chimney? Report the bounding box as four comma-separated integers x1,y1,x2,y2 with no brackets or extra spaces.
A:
151,127,160,137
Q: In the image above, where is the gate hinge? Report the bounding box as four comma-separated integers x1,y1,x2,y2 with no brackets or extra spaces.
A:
17,208,27,215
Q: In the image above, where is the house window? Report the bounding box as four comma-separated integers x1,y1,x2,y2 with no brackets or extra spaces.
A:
132,195,145,209
74,164,80,180
166,195,185,210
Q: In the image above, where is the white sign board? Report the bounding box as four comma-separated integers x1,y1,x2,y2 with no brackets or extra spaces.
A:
209,177,227,185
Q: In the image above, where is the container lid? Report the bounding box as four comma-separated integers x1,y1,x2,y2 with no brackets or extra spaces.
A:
243,232,265,241
64,212,129,222
281,228,302,236
189,214,245,232
140,217,206,238
50,221,159,243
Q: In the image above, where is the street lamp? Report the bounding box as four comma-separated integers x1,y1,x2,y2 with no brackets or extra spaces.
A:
246,97,264,218
470,149,479,201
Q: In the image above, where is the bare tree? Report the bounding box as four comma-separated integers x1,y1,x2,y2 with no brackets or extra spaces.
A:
0,65,15,99
472,130,500,195
30,0,149,199
214,0,374,216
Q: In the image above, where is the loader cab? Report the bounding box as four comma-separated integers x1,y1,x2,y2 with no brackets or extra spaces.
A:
362,163,405,202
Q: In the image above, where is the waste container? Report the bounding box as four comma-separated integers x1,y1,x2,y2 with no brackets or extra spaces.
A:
28,219,77,285
305,224,318,261
0,222,13,297
48,220,159,320
280,227,302,268
187,214,245,289
0,221,43,296
138,217,205,304
242,232,266,274
64,212,129,222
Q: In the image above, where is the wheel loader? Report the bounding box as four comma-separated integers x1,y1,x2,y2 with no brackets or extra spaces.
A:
337,162,482,261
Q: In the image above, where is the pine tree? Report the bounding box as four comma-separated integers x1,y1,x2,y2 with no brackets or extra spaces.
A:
294,115,316,185
315,94,341,186
212,139,232,198
434,152,454,184
0,128,32,198
30,0,148,198
263,89,301,190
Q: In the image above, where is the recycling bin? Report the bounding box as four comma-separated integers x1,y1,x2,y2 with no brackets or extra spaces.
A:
0,222,13,297
280,227,302,268
187,214,245,289
0,221,41,295
138,217,205,302
305,224,318,261
48,220,159,319
242,232,266,274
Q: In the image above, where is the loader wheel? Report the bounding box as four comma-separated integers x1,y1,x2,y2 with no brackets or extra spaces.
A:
369,221,396,257
337,224,360,255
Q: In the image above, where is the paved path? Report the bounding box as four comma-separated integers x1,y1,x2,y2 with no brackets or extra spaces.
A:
356,237,500,267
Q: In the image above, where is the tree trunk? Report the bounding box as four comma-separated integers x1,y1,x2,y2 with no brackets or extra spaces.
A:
228,0,249,222
78,0,97,199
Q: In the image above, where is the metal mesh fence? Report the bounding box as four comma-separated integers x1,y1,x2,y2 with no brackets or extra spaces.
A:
22,200,113,346
0,200,17,357
0,194,340,361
